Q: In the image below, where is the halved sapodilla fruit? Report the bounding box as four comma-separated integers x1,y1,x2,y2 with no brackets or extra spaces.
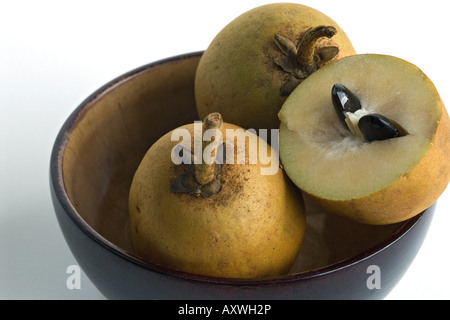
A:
279,54,450,225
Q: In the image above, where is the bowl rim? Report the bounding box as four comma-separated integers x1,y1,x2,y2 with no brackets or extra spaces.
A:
50,51,427,286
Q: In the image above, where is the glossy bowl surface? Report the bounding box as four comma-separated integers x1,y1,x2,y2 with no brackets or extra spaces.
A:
50,52,435,300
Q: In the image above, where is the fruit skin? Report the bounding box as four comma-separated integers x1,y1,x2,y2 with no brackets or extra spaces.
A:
279,54,450,225
128,122,305,278
195,3,355,131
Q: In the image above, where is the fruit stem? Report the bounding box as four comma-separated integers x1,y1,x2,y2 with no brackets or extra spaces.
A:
170,113,224,197
194,112,223,185
296,26,337,72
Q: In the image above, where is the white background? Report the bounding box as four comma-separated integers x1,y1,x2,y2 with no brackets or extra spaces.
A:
0,0,449,299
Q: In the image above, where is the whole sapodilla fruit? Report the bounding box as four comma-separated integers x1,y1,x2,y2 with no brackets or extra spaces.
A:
195,3,355,131
129,113,306,278
278,54,450,225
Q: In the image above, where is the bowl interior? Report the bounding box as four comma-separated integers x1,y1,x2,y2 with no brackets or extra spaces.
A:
60,52,403,276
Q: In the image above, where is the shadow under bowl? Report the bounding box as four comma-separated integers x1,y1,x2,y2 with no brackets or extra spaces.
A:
50,51,435,300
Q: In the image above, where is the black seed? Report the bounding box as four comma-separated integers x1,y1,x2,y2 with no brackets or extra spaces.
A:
358,114,402,142
331,84,362,129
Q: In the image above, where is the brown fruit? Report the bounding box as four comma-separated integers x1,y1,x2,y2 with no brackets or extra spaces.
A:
129,113,305,278
195,3,355,131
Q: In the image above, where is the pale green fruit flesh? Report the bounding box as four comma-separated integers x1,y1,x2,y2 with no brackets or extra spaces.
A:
279,54,443,202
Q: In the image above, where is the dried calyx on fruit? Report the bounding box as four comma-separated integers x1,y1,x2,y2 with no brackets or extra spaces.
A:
331,84,407,142
275,26,339,96
170,113,224,198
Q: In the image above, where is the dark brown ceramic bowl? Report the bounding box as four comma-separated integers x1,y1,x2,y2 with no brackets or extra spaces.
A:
50,52,435,300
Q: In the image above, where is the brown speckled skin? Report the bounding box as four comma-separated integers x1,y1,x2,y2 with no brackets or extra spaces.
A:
195,3,355,131
128,122,305,279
